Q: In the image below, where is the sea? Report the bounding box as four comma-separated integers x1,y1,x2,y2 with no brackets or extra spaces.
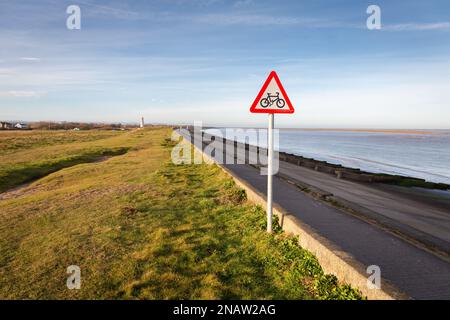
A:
204,129,450,185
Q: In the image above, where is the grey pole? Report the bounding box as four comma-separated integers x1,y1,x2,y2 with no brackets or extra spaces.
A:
267,113,274,233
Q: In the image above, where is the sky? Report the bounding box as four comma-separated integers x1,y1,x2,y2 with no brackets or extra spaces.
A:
1,0,450,128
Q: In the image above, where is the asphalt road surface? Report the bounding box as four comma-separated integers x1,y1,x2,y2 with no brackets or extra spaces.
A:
277,161,450,253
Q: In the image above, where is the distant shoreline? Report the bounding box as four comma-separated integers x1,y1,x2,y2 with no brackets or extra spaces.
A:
206,127,449,135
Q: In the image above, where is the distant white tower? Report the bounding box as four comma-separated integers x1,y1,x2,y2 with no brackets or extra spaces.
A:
140,117,144,128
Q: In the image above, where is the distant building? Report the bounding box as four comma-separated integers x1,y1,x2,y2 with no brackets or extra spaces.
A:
14,123,28,129
1,122,13,129
140,117,145,128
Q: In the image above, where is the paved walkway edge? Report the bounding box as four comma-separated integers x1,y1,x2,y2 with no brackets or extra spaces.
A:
174,131,410,300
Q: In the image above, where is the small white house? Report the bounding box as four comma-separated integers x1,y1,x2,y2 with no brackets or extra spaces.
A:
14,123,28,129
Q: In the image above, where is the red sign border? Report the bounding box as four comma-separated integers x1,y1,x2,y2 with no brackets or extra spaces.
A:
250,71,295,114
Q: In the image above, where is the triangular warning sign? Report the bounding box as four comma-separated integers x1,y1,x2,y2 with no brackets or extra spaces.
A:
250,71,295,114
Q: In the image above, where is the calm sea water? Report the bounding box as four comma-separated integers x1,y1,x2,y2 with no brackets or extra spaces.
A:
205,129,450,184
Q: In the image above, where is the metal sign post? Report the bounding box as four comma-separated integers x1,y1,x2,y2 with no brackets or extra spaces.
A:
249,71,295,233
267,113,274,233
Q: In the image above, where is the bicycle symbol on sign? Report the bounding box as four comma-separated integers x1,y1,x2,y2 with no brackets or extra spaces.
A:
260,92,286,108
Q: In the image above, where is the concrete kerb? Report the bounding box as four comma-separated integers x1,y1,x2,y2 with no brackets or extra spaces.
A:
173,131,410,300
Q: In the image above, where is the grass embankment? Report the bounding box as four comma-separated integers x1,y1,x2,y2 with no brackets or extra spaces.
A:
0,128,361,299
0,130,121,155
0,130,136,193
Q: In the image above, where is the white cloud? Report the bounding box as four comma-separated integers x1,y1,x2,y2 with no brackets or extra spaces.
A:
0,90,47,98
192,14,450,30
19,57,41,62
385,22,450,31
193,13,329,27
77,0,142,20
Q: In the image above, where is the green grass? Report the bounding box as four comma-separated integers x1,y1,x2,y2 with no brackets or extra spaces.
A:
0,128,362,299
0,129,151,193
391,178,449,190
0,130,122,155
373,173,449,190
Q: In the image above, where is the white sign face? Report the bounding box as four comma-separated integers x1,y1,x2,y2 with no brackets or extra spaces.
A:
250,71,294,114
255,78,288,111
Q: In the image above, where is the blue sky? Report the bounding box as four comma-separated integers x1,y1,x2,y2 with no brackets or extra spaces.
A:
1,0,450,128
